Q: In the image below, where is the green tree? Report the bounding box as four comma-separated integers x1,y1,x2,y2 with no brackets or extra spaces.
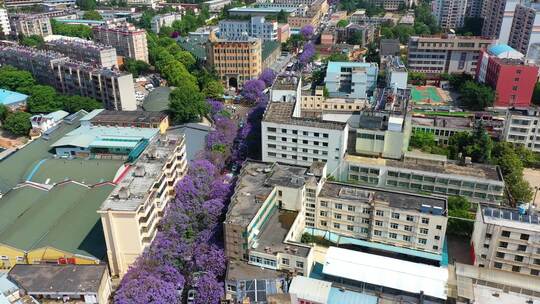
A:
276,9,288,23
60,95,103,113
326,52,349,62
174,51,196,70
25,85,62,113
0,104,8,122
168,83,209,124
20,35,44,47
124,58,151,77
76,0,97,10
408,71,426,85
202,80,224,99
410,131,436,150
492,141,534,203
447,196,474,237
0,66,36,91
459,81,495,110
2,111,32,136
82,10,103,20
51,20,92,39
446,72,473,91
337,19,349,27
347,31,364,45
532,82,540,106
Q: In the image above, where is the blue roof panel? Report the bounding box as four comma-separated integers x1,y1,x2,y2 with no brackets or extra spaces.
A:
0,89,28,105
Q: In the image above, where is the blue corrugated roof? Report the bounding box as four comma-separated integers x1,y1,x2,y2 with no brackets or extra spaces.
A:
0,89,28,105
328,287,378,304
488,44,515,56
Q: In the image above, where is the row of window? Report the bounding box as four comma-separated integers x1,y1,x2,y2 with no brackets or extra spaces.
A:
492,262,540,276
266,127,330,138
267,152,331,162
267,135,331,147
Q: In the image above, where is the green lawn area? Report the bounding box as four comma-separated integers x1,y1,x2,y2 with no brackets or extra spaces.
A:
28,158,123,185
143,86,171,112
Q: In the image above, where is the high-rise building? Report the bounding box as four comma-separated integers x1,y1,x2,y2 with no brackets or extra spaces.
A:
92,21,149,63
219,16,278,41
508,2,540,56
9,14,52,37
476,44,539,108
324,61,379,99
99,133,187,277
471,205,540,277
433,0,468,30
466,0,485,18
407,35,494,76
481,0,521,41
44,36,118,68
206,34,262,88
0,45,137,111
150,13,182,34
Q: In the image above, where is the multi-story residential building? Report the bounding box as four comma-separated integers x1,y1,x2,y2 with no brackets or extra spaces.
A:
204,0,231,13
206,34,262,88
407,35,494,76
261,101,349,174
9,14,52,37
412,115,473,145
503,107,540,152
224,161,318,276
126,0,157,8
349,9,395,26
300,87,370,112
508,2,540,56
324,61,379,99
384,55,408,90
0,45,137,111
150,13,182,34
287,0,328,30
471,205,540,277
98,133,187,277
92,21,148,63
315,182,448,257
476,44,539,108
342,151,505,205
276,23,290,43
321,24,375,47
3,0,42,8
466,0,484,18
0,8,10,37
433,0,468,30
481,0,521,41
219,16,278,41
370,0,414,10
44,36,118,68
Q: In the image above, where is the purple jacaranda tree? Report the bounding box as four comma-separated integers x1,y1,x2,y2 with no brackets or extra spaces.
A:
193,242,227,275
259,68,276,88
241,79,266,103
300,25,314,40
193,273,224,304
207,99,224,116
114,265,181,304
299,42,316,65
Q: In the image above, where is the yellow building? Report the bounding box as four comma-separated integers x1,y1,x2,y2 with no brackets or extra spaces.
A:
98,132,187,277
207,33,262,88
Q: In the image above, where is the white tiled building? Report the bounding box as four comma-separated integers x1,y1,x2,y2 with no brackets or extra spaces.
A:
219,16,278,41
503,107,540,152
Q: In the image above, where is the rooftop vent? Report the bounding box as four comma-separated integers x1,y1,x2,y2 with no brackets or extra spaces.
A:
134,165,145,177
118,186,130,199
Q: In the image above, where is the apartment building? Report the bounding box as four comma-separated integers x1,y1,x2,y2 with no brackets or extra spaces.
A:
44,36,118,68
314,182,448,257
92,21,149,63
3,0,42,7
407,35,494,76
206,34,262,88
150,13,182,34
384,55,408,90
204,0,231,13
224,161,318,276
412,115,473,145
342,151,505,205
98,133,187,277
324,61,379,99
9,14,52,37
300,87,370,112
370,0,413,10
503,107,540,152
466,0,484,18
219,16,278,41
508,2,540,56
481,0,521,41
0,8,10,37
0,45,136,111
471,205,540,277
476,44,538,108
287,0,328,30
433,0,468,30
261,102,349,174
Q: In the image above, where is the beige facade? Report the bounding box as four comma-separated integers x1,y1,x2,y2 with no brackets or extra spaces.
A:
10,15,51,37
92,22,149,63
288,0,328,30
98,133,187,277
471,206,540,277
301,87,370,112
207,35,262,88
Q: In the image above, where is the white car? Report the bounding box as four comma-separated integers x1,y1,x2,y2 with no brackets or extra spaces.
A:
187,290,196,304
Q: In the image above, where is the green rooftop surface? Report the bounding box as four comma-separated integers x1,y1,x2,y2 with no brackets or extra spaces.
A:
178,37,207,61
411,86,443,104
28,158,123,185
0,183,113,259
262,41,280,60
143,86,172,112
0,120,81,194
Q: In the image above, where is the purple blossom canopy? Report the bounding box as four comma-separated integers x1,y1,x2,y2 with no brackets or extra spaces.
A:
300,25,314,40
299,42,316,65
241,79,266,103
193,273,224,304
258,68,276,88
114,266,180,304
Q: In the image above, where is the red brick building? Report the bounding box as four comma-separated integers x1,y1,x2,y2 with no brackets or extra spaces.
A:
476,44,539,108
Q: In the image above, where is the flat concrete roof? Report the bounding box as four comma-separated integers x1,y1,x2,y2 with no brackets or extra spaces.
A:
226,260,286,281
91,110,167,125
481,206,540,232
263,102,347,130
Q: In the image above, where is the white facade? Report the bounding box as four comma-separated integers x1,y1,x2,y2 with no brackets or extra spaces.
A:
503,108,540,152
384,56,408,90
219,16,278,41
471,206,540,277
150,13,182,34
433,0,468,30
0,9,10,37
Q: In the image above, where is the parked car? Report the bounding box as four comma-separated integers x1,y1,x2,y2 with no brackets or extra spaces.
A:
187,290,196,304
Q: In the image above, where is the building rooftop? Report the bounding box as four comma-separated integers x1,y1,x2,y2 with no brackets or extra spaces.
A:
9,264,107,295
326,61,377,74
273,75,301,90
229,6,297,14
487,44,523,59
323,247,448,300
411,115,473,129
263,102,347,130
289,276,331,303
90,110,167,125
0,89,28,106
99,132,185,212
45,36,115,52
226,260,286,281
481,206,540,232
319,182,447,213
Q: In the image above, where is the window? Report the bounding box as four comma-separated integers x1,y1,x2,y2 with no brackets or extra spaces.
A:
334,213,342,220
389,232,397,239
406,215,414,222
434,235,440,240
515,255,524,262
404,225,413,232
296,261,304,268
392,212,400,219
390,223,399,229
347,225,354,231
333,223,340,229
436,225,442,230
532,269,539,276
348,205,355,212
483,244,489,249
321,220,327,226
420,228,429,234
485,233,492,239
535,259,540,265
433,245,439,250
501,230,511,238
518,245,527,252
335,203,343,209
403,235,411,242
494,262,502,269
267,127,276,132
374,230,382,236
512,266,521,272
421,218,429,224
376,210,384,216
375,220,383,226
347,215,355,222
521,234,530,241
321,201,328,207
499,241,508,248
282,258,289,265
362,208,371,214
362,218,370,224
496,252,505,258
418,238,427,245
